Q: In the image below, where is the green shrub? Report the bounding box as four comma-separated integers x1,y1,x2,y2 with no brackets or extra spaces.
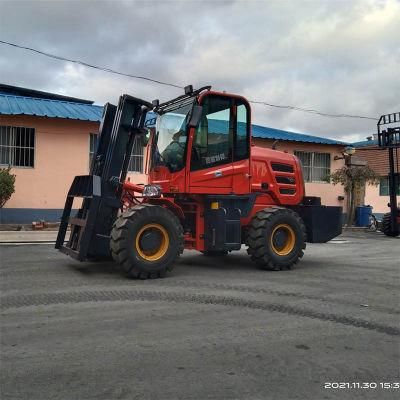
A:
0,167,16,208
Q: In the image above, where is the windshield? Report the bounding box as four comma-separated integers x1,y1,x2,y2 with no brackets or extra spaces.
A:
152,103,192,172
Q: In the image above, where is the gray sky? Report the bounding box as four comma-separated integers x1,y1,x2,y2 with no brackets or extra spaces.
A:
0,0,399,142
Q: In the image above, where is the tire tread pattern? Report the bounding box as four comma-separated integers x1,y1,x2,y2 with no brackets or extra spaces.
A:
247,206,306,270
110,204,184,279
381,212,399,237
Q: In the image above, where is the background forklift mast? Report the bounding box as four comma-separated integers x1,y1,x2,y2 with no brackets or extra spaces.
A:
56,85,342,279
378,112,400,237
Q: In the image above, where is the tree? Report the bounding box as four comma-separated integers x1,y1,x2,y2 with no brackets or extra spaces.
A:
330,165,379,226
0,167,16,208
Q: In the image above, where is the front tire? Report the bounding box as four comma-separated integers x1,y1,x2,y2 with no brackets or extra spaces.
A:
247,207,306,270
110,204,184,279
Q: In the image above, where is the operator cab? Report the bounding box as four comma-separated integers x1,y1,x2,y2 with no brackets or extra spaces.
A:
149,87,252,195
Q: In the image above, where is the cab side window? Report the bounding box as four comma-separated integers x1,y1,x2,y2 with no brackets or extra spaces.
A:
191,96,232,171
235,103,249,161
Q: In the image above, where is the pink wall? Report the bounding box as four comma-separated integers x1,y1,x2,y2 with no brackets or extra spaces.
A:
365,184,390,214
1,115,147,209
253,138,347,209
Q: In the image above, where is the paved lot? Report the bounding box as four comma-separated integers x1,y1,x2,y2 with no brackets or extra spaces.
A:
1,231,399,400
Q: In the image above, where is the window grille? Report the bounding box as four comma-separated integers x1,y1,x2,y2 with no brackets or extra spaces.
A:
89,133,144,173
0,126,35,168
294,151,331,183
128,135,145,173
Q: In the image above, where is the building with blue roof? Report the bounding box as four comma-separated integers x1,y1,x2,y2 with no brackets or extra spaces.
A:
352,138,378,147
352,135,396,217
0,83,103,122
251,123,347,145
0,93,103,122
0,84,347,223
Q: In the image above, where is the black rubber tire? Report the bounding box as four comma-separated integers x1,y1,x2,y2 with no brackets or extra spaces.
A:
246,207,306,270
381,212,399,237
110,204,184,279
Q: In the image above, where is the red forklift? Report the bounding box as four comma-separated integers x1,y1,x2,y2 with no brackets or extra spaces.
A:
56,86,342,279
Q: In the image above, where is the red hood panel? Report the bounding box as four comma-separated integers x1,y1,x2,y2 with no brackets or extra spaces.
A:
251,146,304,205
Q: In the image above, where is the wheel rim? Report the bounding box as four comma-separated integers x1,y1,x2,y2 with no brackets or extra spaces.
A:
270,223,296,256
135,223,169,261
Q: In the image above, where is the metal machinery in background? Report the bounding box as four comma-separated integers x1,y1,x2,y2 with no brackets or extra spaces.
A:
378,112,400,237
56,85,343,279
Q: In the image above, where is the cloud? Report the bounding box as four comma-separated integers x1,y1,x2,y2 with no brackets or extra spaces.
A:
0,0,399,141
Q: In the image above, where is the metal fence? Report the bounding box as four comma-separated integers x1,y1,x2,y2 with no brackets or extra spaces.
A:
0,126,35,167
294,151,331,183
90,133,144,173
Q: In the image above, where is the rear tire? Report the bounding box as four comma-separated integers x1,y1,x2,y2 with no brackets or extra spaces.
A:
247,207,306,270
110,204,184,279
381,212,399,237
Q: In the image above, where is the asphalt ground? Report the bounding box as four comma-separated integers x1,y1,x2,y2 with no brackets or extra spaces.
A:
0,231,399,400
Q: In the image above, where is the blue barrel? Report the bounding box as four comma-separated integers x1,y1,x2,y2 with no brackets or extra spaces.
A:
356,205,372,227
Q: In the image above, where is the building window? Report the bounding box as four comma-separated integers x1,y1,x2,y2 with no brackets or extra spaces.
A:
89,133,144,173
128,136,145,173
294,151,331,183
0,126,35,168
379,176,400,196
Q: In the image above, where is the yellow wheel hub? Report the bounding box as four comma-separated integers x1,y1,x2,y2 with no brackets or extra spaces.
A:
270,223,296,256
135,223,169,261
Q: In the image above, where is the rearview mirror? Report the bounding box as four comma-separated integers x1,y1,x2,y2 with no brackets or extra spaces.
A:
188,105,203,128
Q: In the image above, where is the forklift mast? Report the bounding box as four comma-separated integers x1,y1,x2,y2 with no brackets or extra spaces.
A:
377,112,400,236
55,95,152,260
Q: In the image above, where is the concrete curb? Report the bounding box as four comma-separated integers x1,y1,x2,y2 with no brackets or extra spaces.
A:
0,231,69,243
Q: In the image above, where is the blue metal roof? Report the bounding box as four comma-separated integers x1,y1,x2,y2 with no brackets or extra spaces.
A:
0,93,103,122
251,123,347,145
352,139,378,147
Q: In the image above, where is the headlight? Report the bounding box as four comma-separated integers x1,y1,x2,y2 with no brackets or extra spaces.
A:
143,184,162,197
